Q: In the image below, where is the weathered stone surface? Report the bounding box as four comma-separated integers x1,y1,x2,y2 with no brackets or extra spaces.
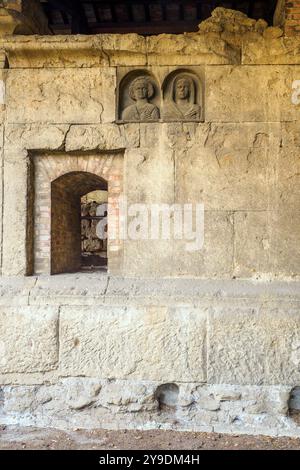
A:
99,380,156,411
199,7,260,35
233,211,273,278
1,17,300,70
63,378,102,410
0,0,50,36
146,33,240,66
59,306,207,382
0,30,239,69
176,140,271,211
4,275,296,306
101,33,147,66
5,124,69,151
6,68,116,124
208,303,300,385
2,153,27,276
0,70,7,125
272,211,300,277
234,211,300,279
28,273,109,307
124,209,233,278
263,27,283,40
206,65,300,122
0,33,146,68
281,121,300,147
1,379,299,437
243,36,300,65
0,306,58,373
140,122,208,150
125,145,174,204
170,211,234,278
65,124,140,152
202,122,281,150
275,148,300,210
3,35,108,68
123,239,175,278
0,276,36,306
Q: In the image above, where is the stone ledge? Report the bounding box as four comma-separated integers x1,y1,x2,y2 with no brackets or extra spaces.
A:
1,7,298,68
0,33,238,68
0,275,300,307
1,31,300,68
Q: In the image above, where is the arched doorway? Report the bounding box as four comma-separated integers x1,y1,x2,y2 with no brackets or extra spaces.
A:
51,171,107,274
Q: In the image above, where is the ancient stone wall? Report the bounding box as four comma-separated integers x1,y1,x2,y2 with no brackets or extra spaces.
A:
0,8,300,436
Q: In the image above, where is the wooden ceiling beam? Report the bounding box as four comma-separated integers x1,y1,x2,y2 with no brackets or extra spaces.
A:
43,0,278,35
91,2,101,23
49,19,200,34
70,0,89,33
47,0,89,33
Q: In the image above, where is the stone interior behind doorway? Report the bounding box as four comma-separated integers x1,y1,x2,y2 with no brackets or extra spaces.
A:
81,190,108,271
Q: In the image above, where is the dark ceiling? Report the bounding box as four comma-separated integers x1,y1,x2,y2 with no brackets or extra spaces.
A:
40,0,277,35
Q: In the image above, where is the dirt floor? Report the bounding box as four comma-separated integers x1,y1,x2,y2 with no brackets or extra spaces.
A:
0,426,300,450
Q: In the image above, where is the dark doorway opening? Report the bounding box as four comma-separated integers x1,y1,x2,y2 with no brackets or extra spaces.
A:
51,171,108,274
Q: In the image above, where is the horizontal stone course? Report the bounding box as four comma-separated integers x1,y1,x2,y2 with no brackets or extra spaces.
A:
0,277,299,389
59,305,207,382
2,27,300,68
0,275,299,306
0,378,298,437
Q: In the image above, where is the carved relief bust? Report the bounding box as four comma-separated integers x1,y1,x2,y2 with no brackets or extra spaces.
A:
121,76,160,122
163,74,201,121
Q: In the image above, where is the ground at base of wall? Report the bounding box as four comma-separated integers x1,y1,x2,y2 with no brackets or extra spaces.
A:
0,426,300,450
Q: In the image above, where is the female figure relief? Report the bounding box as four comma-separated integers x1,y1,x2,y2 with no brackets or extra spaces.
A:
121,76,160,121
163,75,201,121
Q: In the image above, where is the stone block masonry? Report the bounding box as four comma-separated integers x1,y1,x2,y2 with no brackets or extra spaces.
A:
0,275,300,437
0,7,300,437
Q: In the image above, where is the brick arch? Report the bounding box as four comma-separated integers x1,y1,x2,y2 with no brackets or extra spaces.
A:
37,153,120,183
52,171,107,196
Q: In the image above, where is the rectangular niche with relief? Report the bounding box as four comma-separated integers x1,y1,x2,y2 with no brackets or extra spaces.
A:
117,66,205,123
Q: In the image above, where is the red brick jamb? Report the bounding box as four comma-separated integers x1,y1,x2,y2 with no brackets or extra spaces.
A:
284,1,300,35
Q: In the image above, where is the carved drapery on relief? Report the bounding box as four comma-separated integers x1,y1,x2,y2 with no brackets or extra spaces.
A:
122,76,160,121
118,71,160,122
118,68,203,122
162,71,202,121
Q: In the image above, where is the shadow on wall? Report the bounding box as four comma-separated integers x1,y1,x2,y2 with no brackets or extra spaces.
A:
289,387,300,425
155,383,180,411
